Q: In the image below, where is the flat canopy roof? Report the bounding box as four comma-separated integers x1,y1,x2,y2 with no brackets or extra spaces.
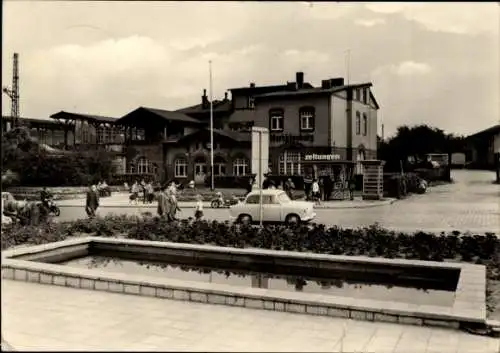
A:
50,111,118,124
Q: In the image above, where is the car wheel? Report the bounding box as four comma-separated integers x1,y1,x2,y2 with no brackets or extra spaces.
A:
285,214,300,225
210,200,219,208
238,214,252,224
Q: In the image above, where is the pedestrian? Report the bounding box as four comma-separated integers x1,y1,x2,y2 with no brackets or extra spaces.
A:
311,179,320,205
262,175,270,189
319,177,325,201
156,185,168,218
166,187,181,222
245,177,253,195
303,174,313,201
146,181,155,203
85,185,99,218
324,176,333,201
348,176,356,201
130,181,140,205
284,178,295,199
141,179,147,204
194,194,204,220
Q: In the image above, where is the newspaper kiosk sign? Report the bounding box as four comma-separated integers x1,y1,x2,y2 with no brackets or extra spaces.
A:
304,154,341,161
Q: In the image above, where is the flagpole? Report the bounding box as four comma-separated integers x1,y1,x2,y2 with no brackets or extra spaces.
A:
209,60,214,191
345,49,351,85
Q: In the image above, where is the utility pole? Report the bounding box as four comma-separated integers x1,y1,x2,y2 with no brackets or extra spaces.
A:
3,53,20,127
209,60,215,191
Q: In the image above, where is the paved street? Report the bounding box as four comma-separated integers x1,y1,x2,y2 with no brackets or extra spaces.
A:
57,170,500,233
2,280,499,352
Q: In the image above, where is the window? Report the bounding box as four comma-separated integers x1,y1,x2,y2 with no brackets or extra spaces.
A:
363,89,368,104
279,151,303,175
137,157,151,174
248,96,255,109
269,109,284,131
246,195,260,204
174,158,188,177
355,89,361,101
362,113,368,136
262,195,275,204
299,107,315,131
278,192,291,203
356,111,361,135
233,158,249,176
128,164,135,173
214,156,226,176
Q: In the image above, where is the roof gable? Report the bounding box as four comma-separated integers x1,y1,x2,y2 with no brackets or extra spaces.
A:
115,107,202,126
50,111,118,124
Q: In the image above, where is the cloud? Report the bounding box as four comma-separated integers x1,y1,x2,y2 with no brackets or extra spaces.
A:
365,3,499,35
392,61,432,76
355,18,386,27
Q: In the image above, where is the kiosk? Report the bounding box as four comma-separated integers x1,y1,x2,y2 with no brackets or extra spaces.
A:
302,153,356,201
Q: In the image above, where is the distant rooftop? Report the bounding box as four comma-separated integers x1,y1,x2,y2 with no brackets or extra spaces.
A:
50,111,118,124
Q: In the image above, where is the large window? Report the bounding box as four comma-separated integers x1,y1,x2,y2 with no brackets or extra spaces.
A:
279,151,303,175
97,127,105,144
137,157,152,174
299,107,315,131
356,111,361,135
214,156,226,176
248,96,255,109
174,158,188,177
269,109,284,132
233,158,249,176
362,113,368,136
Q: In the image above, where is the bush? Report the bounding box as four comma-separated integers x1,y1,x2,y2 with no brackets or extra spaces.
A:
3,218,499,265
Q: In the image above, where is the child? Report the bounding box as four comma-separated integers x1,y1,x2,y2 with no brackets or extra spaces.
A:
194,194,204,220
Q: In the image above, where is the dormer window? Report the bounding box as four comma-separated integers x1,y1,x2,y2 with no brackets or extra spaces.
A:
248,96,255,109
269,108,284,132
299,107,315,131
362,89,368,104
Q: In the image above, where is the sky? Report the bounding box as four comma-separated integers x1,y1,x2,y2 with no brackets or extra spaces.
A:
2,1,499,138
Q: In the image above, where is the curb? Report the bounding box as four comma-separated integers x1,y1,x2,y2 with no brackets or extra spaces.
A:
58,199,397,210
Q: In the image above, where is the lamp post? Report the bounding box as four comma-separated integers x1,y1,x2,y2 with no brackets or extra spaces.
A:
209,60,214,191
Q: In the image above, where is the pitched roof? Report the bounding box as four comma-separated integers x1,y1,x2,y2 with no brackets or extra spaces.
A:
227,109,256,123
228,82,314,93
50,111,118,123
254,83,373,99
2,116,62,126
174,128,251,143
115,107,202,125
176,99,232,115
467,124,500,139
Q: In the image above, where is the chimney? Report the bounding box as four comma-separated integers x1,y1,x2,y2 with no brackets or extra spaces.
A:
202,89,209,109
321,80,331,89
330,78,345,87
250,82,256,88
224,92,228,101
296,72,304,89
286,81,298,91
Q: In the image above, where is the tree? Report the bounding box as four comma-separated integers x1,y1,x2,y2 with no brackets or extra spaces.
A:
378,124,466,172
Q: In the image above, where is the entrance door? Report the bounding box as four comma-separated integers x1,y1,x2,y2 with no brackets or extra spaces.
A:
194,163,207,184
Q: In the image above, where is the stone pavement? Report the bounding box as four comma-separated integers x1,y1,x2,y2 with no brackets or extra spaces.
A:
2,280,498,352
56,193,394,209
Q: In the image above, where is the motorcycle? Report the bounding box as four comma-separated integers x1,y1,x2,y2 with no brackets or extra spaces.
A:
210,194,240,208
44,198,60,217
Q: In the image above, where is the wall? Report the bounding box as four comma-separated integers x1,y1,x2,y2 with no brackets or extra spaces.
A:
351,91,378,157
330,93,348,149
232,95,249,110
253,95,330,148
494,132,500,154
124,144,164,179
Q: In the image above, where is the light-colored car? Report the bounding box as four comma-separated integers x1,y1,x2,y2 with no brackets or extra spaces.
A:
229,189,316,224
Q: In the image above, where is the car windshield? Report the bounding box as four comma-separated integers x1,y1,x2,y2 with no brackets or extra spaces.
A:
277,192,291,203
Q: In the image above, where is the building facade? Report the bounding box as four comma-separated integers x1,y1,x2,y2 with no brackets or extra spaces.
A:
465,124,500,170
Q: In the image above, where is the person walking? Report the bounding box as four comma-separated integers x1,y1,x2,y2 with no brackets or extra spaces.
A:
303,174,313,201
284,178,295,200
146,181,155,203
194,194,204,220
85,185,99,218
348,176,356,201
311,179,320,205
166,187,181,222
130,181,140,205
141,179,147,204
156,185,168,218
